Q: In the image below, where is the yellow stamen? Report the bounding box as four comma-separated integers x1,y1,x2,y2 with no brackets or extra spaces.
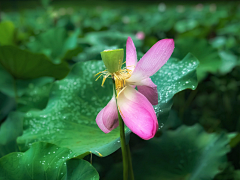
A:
95,63,133,96
95,70,111,87
95,74,103,81
113,68,132,97
94,71,102,76
101,76,107,86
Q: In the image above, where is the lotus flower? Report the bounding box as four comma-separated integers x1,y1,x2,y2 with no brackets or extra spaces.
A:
96,37,174,140
135,31,145,40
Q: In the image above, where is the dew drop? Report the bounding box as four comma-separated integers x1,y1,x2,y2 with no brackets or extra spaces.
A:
158,123,164,130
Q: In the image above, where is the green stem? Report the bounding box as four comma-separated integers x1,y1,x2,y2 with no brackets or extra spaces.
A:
118,110,129,180
127,144,135,180
113,79,128,180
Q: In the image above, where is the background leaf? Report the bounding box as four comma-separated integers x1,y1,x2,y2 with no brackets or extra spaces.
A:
0,93,15,122
0,21,15,45
74,45,118,62
17,78,53,112
0,142,99,180
106,124,230,180
0,64,15,97
172,37,221,81
0,111,24,158
27,28,81,63
81,31,142,48
218,51,239,74
0,46,70,79
0,63,54,100
132,124,230,180
152,53,199,125
66,159,99,180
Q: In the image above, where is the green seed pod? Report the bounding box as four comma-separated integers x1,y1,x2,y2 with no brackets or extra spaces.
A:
101,49,124,73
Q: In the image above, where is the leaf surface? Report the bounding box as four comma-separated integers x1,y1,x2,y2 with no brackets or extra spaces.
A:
0,142,99,180
0,46,70,79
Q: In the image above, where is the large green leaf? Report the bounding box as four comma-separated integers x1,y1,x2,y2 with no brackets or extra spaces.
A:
18,53,198,158
17,79,53,112
17,60,127,158
0,63,54,104
107,124,230,180
133,124,230,180
66,159,99,180
27,28,81,63
172,37,221,81
152,53,199,124
0,142,99,180
0,62,53,113
0,112,24,158
0,45,69,79
0,64,54,100
0,21,15,45
16,77,54,98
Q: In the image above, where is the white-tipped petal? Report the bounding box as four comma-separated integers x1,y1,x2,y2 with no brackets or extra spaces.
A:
117,86,158,140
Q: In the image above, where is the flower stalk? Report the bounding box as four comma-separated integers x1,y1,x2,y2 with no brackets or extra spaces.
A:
127,144,134,180
113,79,134,180
96,37,174,180
117,104,129,180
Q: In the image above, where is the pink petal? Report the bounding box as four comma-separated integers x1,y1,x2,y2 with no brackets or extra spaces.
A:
96,97,119,133
128,39,174,82
137,78,158,105
126,37,137,71
117,86,158,140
